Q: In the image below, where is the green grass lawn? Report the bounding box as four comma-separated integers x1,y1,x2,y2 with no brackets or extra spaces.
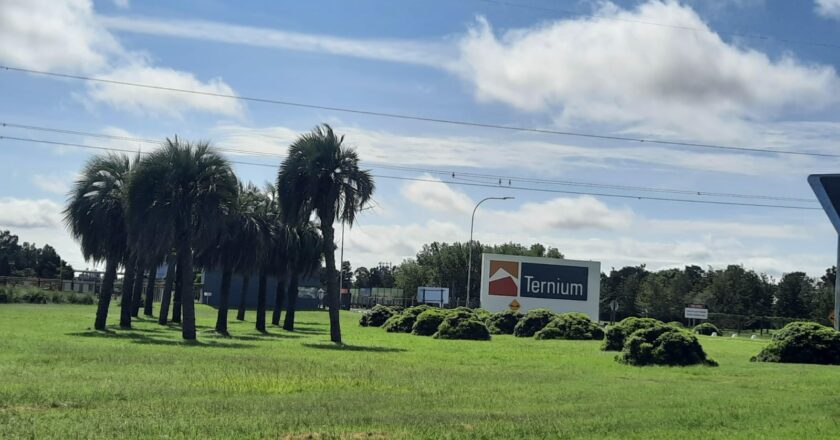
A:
2,304,839,439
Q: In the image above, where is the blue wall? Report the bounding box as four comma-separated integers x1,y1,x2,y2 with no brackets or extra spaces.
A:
202,270,323,310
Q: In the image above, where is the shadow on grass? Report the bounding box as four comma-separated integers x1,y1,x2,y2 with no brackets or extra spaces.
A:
67,330,256,349
301,342,407,353
231,331,303,341
294,321,327,326
289,326,327,335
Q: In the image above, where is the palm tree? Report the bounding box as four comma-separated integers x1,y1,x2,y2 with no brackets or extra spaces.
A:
283,222,323,331
158,251,176,325
65,153,131,331
277,124,374,343
253,186,285,333
127,138,237,340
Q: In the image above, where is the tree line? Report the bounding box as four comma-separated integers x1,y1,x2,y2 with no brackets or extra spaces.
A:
65,124,373,343
0,230,74,279
359,240,834,322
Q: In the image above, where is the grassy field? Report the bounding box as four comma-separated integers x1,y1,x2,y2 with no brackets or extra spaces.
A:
1,304,839,439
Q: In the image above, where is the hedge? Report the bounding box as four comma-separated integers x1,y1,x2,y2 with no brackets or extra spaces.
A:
434,310,491,340
618,324,717,367
752,322,840,365
359,305,396,327
382,305,432,333
602,317,664,351
0,286,95,305
486,310,523,335
412,309,449,336
513,309,556,337
535,313,604,340
693,322,720,336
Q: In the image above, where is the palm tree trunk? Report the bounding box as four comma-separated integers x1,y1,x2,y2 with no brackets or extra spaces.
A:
319,216,341,343
271,275,286,326
131,264,144,317
283,271,299,331
172,253,184,323
178,239,196,340
215,268,232,335
119,257,137,329
158,254,175,325
256,268,267,332
143,263,156,316
94,258,118,330
236,275,249,321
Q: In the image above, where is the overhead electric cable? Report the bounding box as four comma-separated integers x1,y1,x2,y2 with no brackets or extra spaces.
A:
3,65,839,159
0,135,821,211
0,121,817,204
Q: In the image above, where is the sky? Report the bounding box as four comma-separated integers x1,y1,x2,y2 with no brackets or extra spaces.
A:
1,0,840,279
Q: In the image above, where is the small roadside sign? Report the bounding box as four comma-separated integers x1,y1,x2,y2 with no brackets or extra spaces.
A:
685,304,708,320
509,299,521,311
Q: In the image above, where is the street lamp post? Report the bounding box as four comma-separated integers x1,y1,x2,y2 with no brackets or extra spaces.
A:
465,196,514,308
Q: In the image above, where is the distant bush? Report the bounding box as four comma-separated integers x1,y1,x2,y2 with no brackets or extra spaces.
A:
19,289,50,304
535,313,604,340
693,323,721,336
434,310,491,340
359,305,395,327
513,309,556,337
412,309,449,336
0,286,95,304
667,321,685,328
602,317,664,351
383,305,431,333
69,293,95,305
472,308,492,321
618,324,717,367
752,322,840,365
486,310,523,335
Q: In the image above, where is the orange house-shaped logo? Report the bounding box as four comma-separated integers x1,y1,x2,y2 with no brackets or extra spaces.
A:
488,260,519,296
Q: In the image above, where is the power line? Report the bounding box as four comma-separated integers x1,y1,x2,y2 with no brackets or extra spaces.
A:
0,121,817,204
476,0,840,51
0,135,821,211
3,65,839,159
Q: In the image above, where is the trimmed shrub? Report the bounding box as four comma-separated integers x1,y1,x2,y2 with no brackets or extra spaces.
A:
412,309,449,336
535,313,604,340
618,324,717,366
751,322,840,365
667,321,685,328
69,293,95,305
513,309,556,337
486,310,523,335
693,322,721,336
434,310,491,340
602,317,664,351
359,305,395,327
472,308,492,321
19,289,49,304
382,305,431,333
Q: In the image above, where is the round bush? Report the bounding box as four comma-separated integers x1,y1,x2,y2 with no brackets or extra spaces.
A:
359,305,395,327
693,322,721,336
602,317,664,351
382,305,431,333
667,321,685,328
472,308,492,321
618,324,717,366
513,309,556,337
486,310,523,335
434,311,491,340
412,309,449,336
752,322,840,365
535,313,604,340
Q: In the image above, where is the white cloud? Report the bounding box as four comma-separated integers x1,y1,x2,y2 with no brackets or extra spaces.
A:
112,0,129,9
401,175,474,214
85,64,244,118
455,2,839,142
32,174,72,195
0,0,243,118
99,15,453,69
486,196,634,231
0,198,64,229
644,218,811,239
816,0,840,19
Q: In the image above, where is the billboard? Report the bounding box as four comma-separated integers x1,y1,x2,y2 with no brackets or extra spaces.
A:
480,253,600,320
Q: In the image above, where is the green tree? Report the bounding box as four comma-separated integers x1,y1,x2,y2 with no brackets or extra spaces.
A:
340,261,352,289
283,222,323,331
394,259,430,298
813,266,836,322
64,153,132,330
127,139,238,340
775,272,816,318
353,267,370,288
277,124,374,344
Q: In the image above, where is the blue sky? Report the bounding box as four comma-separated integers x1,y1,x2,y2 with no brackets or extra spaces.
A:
2,0,840,278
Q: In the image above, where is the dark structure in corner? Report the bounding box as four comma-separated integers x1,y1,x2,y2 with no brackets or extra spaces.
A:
808,174,840,331
201,270,324,310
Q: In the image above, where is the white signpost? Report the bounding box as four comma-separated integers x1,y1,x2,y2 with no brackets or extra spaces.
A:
684,304,708,327
479,253,600,320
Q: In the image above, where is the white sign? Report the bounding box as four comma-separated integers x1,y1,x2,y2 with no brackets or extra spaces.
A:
479,253,600,321
684,307,708,319
417,287,449,306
